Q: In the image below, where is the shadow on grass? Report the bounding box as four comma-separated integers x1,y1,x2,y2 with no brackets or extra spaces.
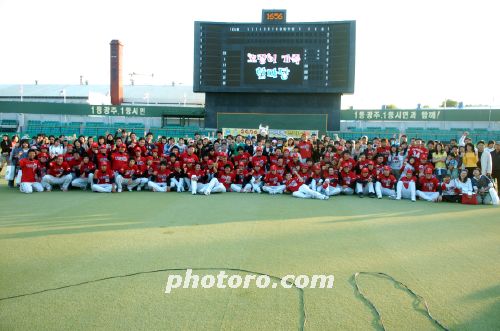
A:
0,189,495,240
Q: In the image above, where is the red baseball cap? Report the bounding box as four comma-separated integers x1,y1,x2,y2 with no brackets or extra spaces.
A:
41,144,49,149
91,142,99,148
342,162,350,168
256,146,263,152
300,163,309,169
367,160,375,166
312,165,321,171
67,144,73,148
270,165,277,171
174,161,181,167
119,144,127,149
38,153,48,159
425,167,433,174
238,161,245,167
218,152,227,157
362,167,369,173
207,160,215,165
134,147,142,152
406,169,413,174
383,165,391,171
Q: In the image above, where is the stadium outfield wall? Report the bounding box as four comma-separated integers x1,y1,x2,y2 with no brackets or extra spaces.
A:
0,101,499,134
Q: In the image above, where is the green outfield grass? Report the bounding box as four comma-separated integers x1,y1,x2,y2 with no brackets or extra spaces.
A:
0,181,499,330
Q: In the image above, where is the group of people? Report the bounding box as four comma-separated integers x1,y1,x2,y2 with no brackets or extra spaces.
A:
1,130,499,205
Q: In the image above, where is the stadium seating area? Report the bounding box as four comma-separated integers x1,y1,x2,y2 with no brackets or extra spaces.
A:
338,126,499,142
1,119,497,142
6,121,215,139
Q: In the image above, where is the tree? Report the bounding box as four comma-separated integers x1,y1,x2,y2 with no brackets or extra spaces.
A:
440,99,458,108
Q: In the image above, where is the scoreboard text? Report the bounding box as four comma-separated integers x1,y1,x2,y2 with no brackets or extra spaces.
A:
193,21,355,93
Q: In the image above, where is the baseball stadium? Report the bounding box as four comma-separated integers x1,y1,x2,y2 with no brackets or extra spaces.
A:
1,4,499,331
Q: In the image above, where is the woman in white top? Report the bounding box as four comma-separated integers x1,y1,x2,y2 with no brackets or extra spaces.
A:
454,169,473,194
48,139,64,159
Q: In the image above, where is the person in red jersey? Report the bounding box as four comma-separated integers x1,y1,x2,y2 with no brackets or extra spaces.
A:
63,144,75,164
180,145,199,164
376,138,391,162
416,155,434,179
356,167,376,198
116,158,144,192
365,160,378,178
374,154,386,175
210,164,232,194
375,165,397,199
68,151,82,176
96,145,110,167
287,152,302,173
216,152,234,171
416,167,440,202
91,161,116,193
41,155,72,191
169,161,187,192
262,165,286,194
298,163,312,187
134,147,148,172
396,169,417,201
399,156,417,179
110,144,129,173
231,161,252,193
310,164,323,191
37,152,49,179
189,163,213,195
250,146,267,169
285,170,329,200
71,155,95,190
249,163,265,193
319,166,342,197
298,133,313,161
147,161,172,192
339,162,356,195
19,149,44,193
233,146,251,166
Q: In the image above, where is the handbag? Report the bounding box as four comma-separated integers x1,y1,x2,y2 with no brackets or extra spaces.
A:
461,193,478,205
5,165,15,181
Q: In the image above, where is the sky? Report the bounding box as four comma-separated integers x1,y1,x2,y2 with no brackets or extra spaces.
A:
0,0,499,109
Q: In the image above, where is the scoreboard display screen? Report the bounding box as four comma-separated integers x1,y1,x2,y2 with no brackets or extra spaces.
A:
193,20,355,93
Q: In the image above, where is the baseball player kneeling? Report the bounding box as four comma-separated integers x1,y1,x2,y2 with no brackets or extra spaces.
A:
416,167,440,202
375,166,397,199
262,165,286,194
41,155,72,192
90,162,116,193
19,149,44,194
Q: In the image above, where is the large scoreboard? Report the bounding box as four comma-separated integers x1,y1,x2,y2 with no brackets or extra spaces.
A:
193,19,355,93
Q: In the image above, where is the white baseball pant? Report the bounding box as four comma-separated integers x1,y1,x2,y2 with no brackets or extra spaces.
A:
341,186,355,195
356,182,375,195
170,178,185,192
396,181,416,201
230,183,252,192
42,174,72,190
147,182,168,192
116,175,142,192
416,190,440,202
91,183,113,193
20,182,44,194
262,185,286,194
375,182,396,198
72,177,90,189
318,185,342,196
204,178,226,195
292,184,328,199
